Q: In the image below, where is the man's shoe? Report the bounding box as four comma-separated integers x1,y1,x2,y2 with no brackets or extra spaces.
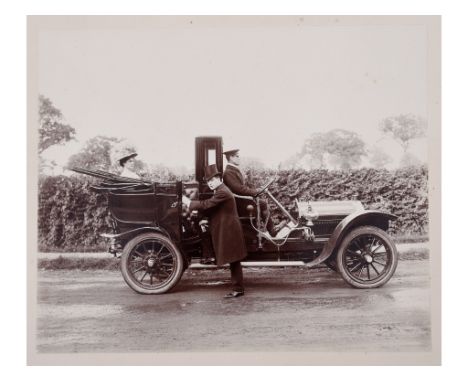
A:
224,291,244,298
200,257,216,265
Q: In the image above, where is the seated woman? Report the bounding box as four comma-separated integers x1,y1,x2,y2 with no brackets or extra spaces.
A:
118,153,140,179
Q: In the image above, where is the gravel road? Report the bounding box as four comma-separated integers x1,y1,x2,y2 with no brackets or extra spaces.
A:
36,257,431,353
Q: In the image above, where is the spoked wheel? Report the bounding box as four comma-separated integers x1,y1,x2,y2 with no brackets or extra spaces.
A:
336,226,398,288
120,232,185,294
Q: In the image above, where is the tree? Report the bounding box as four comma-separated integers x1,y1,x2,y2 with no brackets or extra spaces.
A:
67,136,147,175
379,114,427,153
39,95,76,153
301,129,367,170
67,136,123,172
240,156,266,171
399,152,422,168
301,132,328,168
279,153,302,170
369,147,392,168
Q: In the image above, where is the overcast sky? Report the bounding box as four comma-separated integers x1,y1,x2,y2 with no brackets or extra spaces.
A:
37,16,428,169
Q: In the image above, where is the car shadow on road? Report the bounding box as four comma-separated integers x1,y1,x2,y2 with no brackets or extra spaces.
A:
169,267,343,295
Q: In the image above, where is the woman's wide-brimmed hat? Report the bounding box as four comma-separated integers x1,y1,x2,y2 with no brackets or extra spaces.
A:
204,164,221,181
118,152,137,166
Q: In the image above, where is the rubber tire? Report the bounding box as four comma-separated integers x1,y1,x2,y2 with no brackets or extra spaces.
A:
336,226,398,289
120,232,185,295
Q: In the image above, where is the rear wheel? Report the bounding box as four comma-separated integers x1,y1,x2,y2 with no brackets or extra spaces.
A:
336,226,398,288
120,232,184,294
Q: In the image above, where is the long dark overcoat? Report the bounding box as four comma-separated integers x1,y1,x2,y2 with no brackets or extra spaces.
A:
189,183,247,266
222,164,257,197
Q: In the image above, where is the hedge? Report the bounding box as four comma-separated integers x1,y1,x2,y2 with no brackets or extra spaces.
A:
245,166,429,236
38,176,111,252
38,167,428,252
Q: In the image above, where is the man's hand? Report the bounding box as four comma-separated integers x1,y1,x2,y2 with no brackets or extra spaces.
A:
182,195,191,207
185,188,198,199
199,219,209,232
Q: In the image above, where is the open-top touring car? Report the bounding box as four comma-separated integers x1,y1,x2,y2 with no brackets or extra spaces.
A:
72,136,398,294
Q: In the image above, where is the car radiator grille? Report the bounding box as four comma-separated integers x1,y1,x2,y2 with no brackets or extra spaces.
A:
312,219,342,236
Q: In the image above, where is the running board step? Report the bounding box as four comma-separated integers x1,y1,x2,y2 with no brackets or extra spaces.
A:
190,261,308,269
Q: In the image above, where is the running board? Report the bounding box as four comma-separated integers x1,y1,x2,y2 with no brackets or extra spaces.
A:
189,261,309,269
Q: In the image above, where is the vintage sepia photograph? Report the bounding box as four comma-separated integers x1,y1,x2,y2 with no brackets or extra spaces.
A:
27,15,441,365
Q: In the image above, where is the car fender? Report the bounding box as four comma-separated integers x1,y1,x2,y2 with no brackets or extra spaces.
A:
101,226,170,244
306,210,397,267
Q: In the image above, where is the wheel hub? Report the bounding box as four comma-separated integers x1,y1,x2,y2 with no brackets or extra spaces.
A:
363,253,373,263
147,257,156,268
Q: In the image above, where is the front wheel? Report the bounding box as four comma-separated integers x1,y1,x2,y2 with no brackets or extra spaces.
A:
336,226,398,288
120,232,185,294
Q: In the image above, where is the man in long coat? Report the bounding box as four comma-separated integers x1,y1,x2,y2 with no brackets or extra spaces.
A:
182,164,247,298
223,148,284,236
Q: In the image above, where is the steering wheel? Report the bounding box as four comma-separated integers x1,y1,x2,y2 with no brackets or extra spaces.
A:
254,177,276,197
